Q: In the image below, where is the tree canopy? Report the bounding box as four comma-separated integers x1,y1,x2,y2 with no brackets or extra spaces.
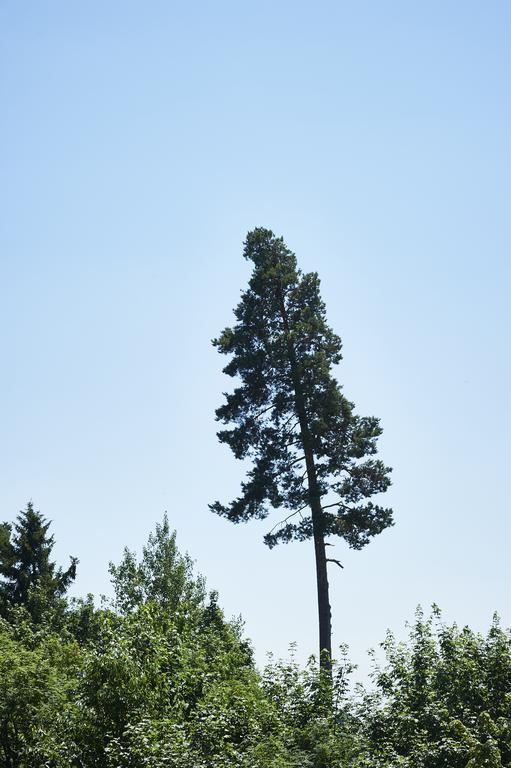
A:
0,512,509,768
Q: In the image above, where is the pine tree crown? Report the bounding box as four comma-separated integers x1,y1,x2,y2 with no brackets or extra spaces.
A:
211,228,393,549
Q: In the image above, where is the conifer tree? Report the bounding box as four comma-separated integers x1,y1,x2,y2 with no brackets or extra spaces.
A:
210,228,393,668
0,502,77,620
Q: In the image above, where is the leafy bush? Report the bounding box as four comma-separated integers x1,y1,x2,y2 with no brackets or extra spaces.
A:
357,607,511,768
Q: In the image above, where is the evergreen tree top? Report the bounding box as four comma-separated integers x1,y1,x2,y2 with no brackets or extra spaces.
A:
0,502,77,621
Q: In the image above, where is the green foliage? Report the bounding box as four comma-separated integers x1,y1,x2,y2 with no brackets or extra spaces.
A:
261,647,360,767
1,512,509,768
0,613,80,767
34,519,302,768
357,608,511,768
211,228,393,549
109,513,205,616
0,503,77,622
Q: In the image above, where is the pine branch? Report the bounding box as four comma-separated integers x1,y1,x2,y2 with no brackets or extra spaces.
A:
267,505,308,536
321,501,343,512
252,403,277,420
285,455,306,470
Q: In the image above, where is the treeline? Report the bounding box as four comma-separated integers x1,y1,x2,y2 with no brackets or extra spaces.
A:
0,505,510,768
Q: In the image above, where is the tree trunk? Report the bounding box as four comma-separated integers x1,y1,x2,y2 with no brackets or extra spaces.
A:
315,541,332,667
275,281,332,670
306,453,332,670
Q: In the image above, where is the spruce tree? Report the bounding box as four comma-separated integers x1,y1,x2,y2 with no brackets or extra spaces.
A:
210,228,393,668
0,502,77,620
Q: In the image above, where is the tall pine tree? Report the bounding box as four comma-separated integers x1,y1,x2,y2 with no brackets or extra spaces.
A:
211,229,393,668
0,502,77,620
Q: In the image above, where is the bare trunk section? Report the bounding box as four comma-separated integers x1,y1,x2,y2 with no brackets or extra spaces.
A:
275,281,332,670
315,534,332,667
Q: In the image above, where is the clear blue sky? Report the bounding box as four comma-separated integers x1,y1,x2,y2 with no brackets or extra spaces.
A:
1,1,510,674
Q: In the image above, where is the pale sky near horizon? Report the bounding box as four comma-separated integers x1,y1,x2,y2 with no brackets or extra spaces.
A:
1,1,510,676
